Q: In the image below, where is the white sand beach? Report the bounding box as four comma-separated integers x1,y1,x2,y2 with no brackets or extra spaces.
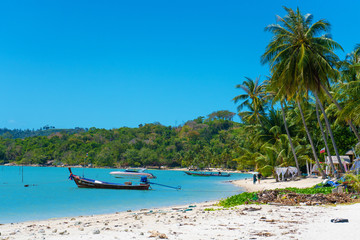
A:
1,177,359,240
232,176,325,192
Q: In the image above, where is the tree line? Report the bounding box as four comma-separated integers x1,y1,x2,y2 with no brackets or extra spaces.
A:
0,126,87,139
0,112,244,169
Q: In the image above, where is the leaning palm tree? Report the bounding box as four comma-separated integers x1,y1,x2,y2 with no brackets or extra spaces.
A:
297,98,327,178
262,7,344,175
314,92,345,173
319,44,360,141
265,79,301,176
315,99,337,177
280,101,301,175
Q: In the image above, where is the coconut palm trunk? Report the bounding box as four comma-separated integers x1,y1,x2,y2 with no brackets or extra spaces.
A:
280,101,300,176
297,100,327,179
315,100,338,178
314,92,346,173
320,82,360,142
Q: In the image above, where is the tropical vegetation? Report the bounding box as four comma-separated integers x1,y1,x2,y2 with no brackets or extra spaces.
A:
218,186,335,208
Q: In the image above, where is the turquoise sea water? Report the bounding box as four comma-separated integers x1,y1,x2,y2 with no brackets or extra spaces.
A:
0,166,249,224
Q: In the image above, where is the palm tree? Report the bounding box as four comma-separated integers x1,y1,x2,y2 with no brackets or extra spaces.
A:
255,108,284,145
297,99,327,178
337,80,360,125
314,92,345,173
237,104,264,126
233,77,266,124
262,7,343,177
315,99,337,177
280,101,301,175
262,7,342,98
317,43,360,141
336,44,360,128
265,78,301,176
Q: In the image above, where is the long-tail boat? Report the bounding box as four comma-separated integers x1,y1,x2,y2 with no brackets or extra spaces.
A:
184,171,231,177
68,168,150,190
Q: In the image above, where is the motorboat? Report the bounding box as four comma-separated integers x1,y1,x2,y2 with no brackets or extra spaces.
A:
110,168,156,179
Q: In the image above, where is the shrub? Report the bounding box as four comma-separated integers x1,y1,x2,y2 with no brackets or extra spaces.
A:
218,192,258,208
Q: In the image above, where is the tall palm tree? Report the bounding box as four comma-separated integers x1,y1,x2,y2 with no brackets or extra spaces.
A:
265,78,301,176
233,77,266,124
297,99,327,178
262,7,343,177
262,7,342,97
314,92,345,173
316,43,360,141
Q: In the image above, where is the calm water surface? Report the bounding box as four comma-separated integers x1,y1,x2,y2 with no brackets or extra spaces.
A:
0,166,249,223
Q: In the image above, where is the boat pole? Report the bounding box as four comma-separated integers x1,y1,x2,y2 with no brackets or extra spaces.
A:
140,176,181,190
83,153,88,177
148,182,181,190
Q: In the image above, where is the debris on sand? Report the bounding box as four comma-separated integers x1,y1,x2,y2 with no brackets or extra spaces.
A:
256,189,355,205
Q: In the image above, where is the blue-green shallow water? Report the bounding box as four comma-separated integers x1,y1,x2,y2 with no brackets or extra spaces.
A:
0,166,250,223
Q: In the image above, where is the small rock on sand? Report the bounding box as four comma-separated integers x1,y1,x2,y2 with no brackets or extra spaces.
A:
149,230,168,239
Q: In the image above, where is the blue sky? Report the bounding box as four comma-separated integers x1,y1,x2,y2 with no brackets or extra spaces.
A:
1,0,359,129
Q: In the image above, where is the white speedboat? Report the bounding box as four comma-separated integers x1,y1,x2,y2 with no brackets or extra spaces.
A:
110,168,156,179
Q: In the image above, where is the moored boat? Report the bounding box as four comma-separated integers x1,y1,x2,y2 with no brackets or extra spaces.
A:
68,168,150,190
184,171,231,177
110,168,156,179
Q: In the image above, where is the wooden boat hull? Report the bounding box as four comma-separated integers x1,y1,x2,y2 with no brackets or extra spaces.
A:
184,171,231,177
69,168,150,190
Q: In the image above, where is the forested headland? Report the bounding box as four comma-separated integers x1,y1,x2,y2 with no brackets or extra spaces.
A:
0,111,244,170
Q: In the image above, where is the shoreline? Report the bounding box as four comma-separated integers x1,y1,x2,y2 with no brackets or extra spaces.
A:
1,199,359,239
1,164,246,173
232,176,324,192
1,176,359,239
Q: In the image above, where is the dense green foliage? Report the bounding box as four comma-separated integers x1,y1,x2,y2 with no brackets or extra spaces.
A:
1,107,356,170
0,114,246,168
232,7,360,177
218,192,259,207
218,186,334,208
